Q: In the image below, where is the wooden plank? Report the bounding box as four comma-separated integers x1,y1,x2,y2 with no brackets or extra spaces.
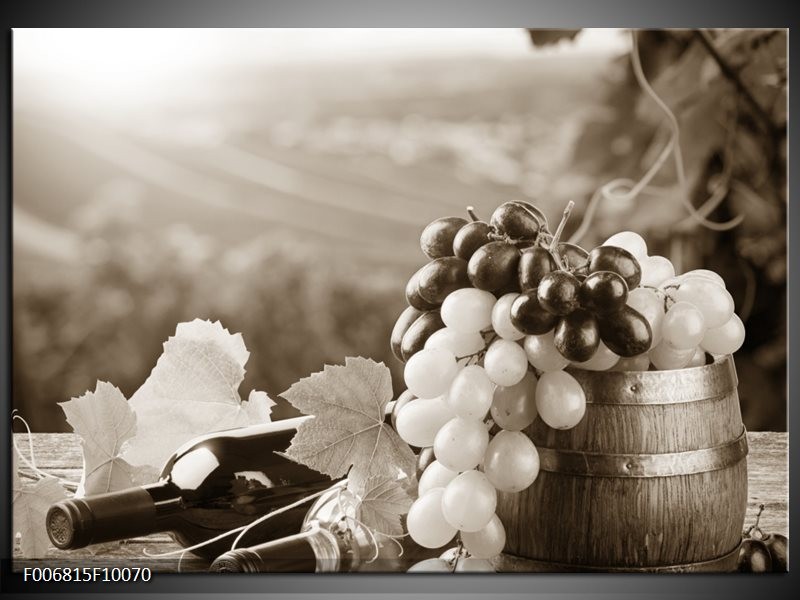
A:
11,432,788,573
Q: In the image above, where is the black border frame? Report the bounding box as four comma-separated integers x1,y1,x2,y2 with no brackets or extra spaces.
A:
1,2,796,598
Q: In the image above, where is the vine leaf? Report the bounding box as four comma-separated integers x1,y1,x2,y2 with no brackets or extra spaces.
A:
121,319,276,469
281,357,416,483
348,473,412,537
12,453,68,558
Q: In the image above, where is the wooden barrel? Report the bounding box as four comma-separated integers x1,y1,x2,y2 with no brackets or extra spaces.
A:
496,355,748,572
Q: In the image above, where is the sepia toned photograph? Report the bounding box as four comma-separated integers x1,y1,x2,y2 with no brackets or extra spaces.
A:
11,28,787,574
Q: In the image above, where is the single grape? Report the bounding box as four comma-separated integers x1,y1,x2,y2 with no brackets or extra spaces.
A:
406,266,440,311
441,470,497,532
420,216,469,259
446,365,495,420
454,558,495,572
518,246,557,292
433,417,489,472
391,306,424,362
441,288,496,333
523,331,570,371
612,353,651,371
395,397,454,448
418,460,459,497
537,271,580,316
603,231,648,261
571,340,619,371
453,221,493,260
406,488,457,549
407,558,452,572
391,389,416,431
510,291,559,335
511,200,550,231
400,311,445,361
535,370,586,430
597,305,653,357
483,430,540,493
640,255,675,288
587,246,642,289
661,301,706,350
425,327,485,361
674,277,734,329
625,287,665,348
578,271,628,315
686,346,708,367
467,241,521,292
404,347,459,399
460,514,506,559
700,313,745,355
417,257,471,305
491,293,525,341
553,309,600,362
483,338,528,387
490,371,538,431
490,201,543,240
682,268,726,288
649,340,696,370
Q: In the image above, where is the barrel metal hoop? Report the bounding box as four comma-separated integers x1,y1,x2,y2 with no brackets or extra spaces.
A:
537,429,748,478
566,355,738,405
502,541,743,573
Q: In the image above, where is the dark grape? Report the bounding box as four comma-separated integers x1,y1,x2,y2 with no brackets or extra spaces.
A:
405,266,440,310
553,309,600,362
453,221,493,260
510,291,559,335
537,271,580,316
420,217,469,259
518,246,557,291
762,533,788,572
513,200,550,231
490,202,542,240
391,389,416,430
401,311,445,361
597,306,652,357
415,447,436,479
738,538,773,573
417,257,470,304
391,306,424,361
556,242,589,270
467,241,521,292
587,246,642,289
579,271,629,315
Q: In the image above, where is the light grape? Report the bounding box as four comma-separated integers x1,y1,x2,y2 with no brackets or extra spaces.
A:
446,365,494,420
535,371,586,430
571,340,619,371
440,288,496,333
490,371,538,431
425,327,485,360
613,353,651,371
603,231,648,261
483,430,540,492
674,277,734,328
649,340,695,370
523,331,570,372
406,488,457,549
433,417,489,472
640,255,676,288
682,269,726,288
483,338,528,387
491,293,525,341
686,346,707,367
661,301,706,350
701,313,745,355
418,460,459,497
460,514,506,559
404,347,458,399
395,397,454,448
441,470,497,532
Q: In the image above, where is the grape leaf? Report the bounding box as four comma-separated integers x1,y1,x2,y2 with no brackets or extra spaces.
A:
282,357,416,482
120,319,275,468
59,381,155,496
348,473,412,537
12,452,68,558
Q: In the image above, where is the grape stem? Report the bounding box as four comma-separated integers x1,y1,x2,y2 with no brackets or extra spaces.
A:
547,201,575,270
466,206,481,222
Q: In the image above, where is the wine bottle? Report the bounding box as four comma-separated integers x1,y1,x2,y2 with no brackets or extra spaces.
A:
209,483,439,573
46,415,335,560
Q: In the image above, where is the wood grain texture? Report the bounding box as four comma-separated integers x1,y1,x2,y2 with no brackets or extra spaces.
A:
12,431,787,573
497,358,750,570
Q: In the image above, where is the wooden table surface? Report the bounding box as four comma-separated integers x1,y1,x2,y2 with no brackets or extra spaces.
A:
13,432,788,573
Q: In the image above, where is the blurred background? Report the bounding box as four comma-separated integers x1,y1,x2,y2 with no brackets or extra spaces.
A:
13,28,786,432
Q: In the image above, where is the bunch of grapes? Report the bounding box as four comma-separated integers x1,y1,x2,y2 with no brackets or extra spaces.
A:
390,201,747,570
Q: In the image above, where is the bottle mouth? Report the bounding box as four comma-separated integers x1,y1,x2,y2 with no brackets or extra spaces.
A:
46,502,85,549
209,550,258,573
